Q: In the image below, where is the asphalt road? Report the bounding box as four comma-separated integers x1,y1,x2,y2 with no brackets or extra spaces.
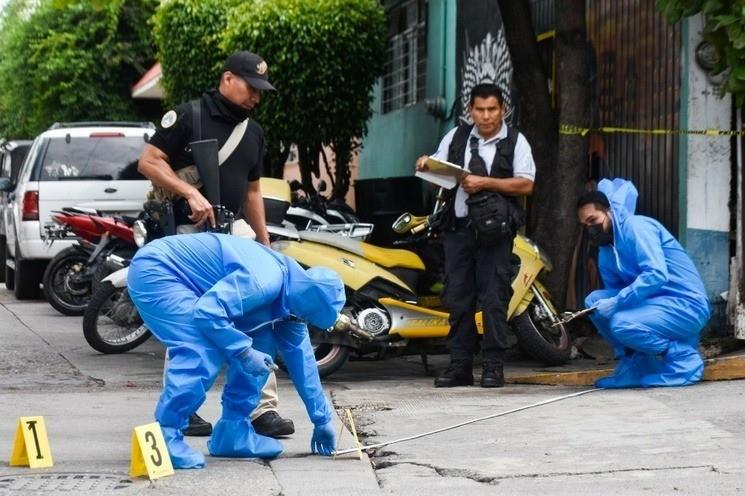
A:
2,288,745,495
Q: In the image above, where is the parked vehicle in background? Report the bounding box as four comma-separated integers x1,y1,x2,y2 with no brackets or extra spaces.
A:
285,179,372,238
43,208,138,316
0,122,154,299
0,139,32,283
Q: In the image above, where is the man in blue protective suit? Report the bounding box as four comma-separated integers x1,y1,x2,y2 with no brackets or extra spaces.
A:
127,233,345,468
578,178,711,389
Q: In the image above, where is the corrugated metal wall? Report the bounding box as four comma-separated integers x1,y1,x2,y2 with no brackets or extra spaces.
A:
587,0,681,234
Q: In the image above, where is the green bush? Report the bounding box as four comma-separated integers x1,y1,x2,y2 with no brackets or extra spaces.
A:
0,0,157,138
152,0,242,106
658,0,745,105
222,0,386,193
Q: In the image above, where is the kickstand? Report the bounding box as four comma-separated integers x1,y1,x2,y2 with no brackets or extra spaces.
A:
421,353,430,374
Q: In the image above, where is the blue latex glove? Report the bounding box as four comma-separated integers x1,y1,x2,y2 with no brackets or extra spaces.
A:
311,421,336,456
595,297,619,319
237,348,275,377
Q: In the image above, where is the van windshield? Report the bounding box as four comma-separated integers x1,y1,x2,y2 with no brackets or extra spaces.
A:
40,136,147,181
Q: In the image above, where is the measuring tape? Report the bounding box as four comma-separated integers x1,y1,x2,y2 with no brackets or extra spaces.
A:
334,387,601,456
560,123,745,137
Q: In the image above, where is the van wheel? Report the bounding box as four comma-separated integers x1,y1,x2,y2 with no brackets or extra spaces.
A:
5,261,14,291
13,242,42,299
0,235,6,283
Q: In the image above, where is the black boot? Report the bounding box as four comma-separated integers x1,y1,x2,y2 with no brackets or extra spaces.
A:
480,362,505,388
252,411,295,438
183,412,213,437
434,360,474,387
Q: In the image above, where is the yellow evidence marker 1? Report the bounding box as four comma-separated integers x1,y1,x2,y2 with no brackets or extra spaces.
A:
9,416,54,468
129,422,174,480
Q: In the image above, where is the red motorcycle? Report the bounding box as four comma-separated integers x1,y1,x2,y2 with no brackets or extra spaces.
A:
43,208,137,316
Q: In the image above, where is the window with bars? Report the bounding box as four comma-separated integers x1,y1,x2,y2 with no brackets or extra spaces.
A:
382,0,427,113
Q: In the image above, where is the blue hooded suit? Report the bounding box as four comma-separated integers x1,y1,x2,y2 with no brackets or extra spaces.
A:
127,233,345,468
585,179,711,388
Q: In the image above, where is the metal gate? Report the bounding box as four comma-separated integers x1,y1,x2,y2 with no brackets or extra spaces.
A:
587,0,682,234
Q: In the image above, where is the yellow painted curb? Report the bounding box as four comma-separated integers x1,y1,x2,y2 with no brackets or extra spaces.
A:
506,354,745,386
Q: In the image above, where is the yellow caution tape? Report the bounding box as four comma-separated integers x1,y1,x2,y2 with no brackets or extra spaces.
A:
559,123,745,137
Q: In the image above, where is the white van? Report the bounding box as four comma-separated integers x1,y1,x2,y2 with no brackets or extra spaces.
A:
1,122,154,299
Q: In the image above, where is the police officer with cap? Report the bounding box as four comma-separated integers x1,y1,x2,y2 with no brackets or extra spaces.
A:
138,50,294,438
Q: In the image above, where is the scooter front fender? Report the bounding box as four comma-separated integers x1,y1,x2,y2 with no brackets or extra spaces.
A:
102,266,129,288
511,279,555,318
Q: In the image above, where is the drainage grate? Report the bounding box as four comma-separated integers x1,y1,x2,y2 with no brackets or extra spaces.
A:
0,474,133,492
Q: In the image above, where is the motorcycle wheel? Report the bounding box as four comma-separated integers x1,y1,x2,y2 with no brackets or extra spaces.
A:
43,247,92,316
276,328,350,378
313,341,350,378
82,281,151,354
512,297,571,366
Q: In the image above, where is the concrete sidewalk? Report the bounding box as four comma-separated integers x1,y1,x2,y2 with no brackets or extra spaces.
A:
0,385,381,495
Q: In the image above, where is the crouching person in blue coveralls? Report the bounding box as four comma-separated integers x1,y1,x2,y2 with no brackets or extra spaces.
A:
578,178,711,389
127,232,345,469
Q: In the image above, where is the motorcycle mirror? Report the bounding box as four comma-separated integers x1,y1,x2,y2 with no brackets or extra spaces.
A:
391,213,412,234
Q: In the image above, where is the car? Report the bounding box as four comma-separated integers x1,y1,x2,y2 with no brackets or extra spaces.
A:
0,122,154,299
0,139,32,283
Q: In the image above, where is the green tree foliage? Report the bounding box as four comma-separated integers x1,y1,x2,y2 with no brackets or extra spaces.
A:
152,0,242,105
221,0,387,195
0,0,158,138
658,0,745,105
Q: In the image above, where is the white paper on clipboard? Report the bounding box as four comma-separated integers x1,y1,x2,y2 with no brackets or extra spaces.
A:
414,156,468,189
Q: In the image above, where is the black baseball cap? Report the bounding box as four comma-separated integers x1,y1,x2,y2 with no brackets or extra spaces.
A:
222,51,276,91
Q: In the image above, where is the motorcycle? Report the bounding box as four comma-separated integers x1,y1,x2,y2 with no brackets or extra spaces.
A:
42,208,137,316
271,195,571,377
81,179,570,377
81,200,233,354
285,179,372,238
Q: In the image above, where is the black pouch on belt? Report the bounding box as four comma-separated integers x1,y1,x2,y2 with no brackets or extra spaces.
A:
466,191,512,245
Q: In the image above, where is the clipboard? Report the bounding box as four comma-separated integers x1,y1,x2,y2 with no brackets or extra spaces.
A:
415,156,469,189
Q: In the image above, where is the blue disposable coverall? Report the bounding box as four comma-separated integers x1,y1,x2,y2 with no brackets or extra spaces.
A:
127,233,345,468
585,179,711,389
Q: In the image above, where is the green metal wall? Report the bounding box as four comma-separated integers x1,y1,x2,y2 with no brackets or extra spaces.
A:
358,0,457,180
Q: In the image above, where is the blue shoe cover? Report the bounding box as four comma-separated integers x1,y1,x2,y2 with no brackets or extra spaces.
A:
594,354,644,389
640,342,703,387
161,426,206,469
207,418,283,459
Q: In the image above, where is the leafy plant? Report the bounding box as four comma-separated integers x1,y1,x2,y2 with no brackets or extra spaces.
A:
221,0,386,195
0,0,158,138
152,0,242,105
657,0,745,105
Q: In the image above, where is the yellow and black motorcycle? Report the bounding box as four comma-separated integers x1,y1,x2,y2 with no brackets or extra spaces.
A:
264,180,571,377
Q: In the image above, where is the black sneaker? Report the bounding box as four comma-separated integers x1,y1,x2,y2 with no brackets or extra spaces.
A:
183,412,212,437
434,360,474,387
480,363,505,388
252,411,295,438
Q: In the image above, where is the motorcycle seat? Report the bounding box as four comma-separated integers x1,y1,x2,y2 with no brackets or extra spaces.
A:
118,215,138,226
298,230,425,270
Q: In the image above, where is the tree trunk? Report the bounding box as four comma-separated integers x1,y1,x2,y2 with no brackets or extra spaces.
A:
332,139,352,200
498,0,589,309
297,143,320,193
551,0,590,308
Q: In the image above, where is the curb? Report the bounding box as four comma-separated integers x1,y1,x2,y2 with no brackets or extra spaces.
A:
506,354,745,386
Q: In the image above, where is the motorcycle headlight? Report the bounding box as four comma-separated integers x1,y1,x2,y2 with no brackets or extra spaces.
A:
133,220,147,248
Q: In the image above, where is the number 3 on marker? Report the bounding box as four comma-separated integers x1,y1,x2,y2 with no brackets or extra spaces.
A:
130,422,173,479
144,430,162,467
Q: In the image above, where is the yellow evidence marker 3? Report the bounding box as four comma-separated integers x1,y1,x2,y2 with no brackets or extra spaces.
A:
129,422,174,480
10,416,54,468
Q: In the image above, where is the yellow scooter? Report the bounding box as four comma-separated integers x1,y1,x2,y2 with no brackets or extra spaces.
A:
264,180,570,377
